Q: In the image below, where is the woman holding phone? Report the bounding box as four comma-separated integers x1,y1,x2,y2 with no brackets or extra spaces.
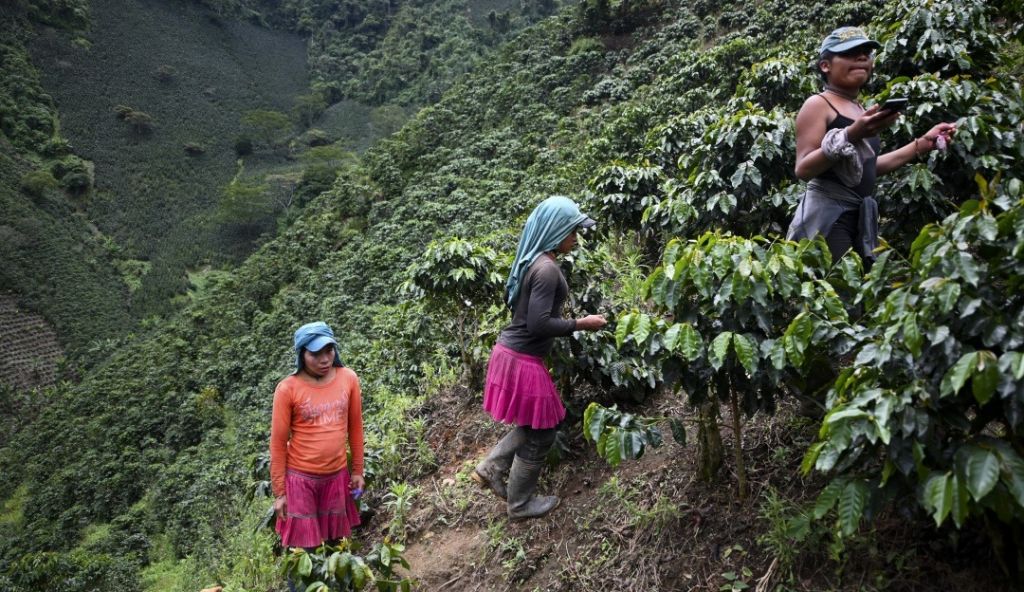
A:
787,26,957,268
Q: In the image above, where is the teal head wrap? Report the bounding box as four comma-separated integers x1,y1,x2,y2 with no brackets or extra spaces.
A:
504,195,596,309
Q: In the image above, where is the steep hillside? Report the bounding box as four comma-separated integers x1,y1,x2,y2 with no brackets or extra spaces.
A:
0,2,133,369
199,0,555,106
28,0,311,317
1,0,558,377
1,0,1022,591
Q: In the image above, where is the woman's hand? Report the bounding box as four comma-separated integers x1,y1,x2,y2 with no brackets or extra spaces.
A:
576,314,608,331
350,474,366,493
273,495,287,520
878,121,958,175
917,122,957,153
846,104,901,141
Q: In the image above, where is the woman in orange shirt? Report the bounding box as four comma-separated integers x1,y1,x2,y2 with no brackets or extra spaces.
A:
270,321,364,549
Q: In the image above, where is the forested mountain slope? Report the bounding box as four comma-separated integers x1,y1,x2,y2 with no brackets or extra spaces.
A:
1,1,133,366
26,0,310,319
1,0,543,380
1,0,310,373
198,0,558,106
1,0,1023,590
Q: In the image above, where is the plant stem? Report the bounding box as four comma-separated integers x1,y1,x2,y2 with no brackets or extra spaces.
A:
729,374,747,500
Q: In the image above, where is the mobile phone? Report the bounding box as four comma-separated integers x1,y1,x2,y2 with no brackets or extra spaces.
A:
879,97,909,113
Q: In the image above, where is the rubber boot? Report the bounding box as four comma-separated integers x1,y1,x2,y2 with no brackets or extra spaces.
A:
471,428,525,499
506,455,559,520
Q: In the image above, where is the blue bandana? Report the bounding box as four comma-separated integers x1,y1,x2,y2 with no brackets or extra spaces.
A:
292,321,344,373
504,195,596,309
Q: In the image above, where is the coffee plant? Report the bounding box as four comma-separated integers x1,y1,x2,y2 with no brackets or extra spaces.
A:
280,540,414,592
585,0,1024,510
617,232,852,497
805,182,1024,547
399,235,509,386
583,402,687,468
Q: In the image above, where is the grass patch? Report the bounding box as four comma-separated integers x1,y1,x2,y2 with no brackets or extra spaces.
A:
140,557,191,592
79,522,113,549
0,484,28,529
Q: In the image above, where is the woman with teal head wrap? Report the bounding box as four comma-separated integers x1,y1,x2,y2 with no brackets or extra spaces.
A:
504,195,595,309
472,195,607,521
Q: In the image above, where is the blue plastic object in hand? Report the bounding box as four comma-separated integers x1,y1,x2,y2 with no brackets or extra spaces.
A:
351,488,363,499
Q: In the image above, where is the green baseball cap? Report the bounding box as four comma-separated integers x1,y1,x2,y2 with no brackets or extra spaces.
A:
819,26,881,56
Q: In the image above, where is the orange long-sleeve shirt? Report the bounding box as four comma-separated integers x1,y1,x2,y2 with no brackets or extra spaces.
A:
270,367,365,497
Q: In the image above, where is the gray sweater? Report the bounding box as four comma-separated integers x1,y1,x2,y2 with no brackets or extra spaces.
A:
497,255,576,357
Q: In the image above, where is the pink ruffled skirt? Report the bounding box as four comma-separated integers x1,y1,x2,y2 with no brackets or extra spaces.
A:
483,343,565,429
276,468,360,548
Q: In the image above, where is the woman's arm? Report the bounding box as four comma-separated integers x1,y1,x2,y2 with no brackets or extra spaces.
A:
525,263,578,337
794,95,834,180
795,98,901,181
347,372,365,492
269,382,292,515
877,122,957,175
524,263,607,335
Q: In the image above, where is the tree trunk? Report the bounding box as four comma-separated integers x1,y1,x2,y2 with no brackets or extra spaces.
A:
458,316,471,375
697,395,723,482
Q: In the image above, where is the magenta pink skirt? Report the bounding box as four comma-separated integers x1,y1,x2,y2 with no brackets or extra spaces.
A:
276,468,361,548
483,343,565,429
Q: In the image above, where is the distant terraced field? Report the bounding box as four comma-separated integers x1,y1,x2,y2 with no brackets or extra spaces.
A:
0,294,63,389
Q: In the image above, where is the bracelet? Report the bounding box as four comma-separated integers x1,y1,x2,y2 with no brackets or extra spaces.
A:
914,137,924,159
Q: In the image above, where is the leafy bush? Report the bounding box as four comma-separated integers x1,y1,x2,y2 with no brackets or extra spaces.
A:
242,109,291,148
233,135,254,156
280,540,414,592
583,402,678,467
875,0,1003,77
805,186,1024,539
50,155,94,194
5,548,139,592
0,40,61,153
20,170,59,197
616,233,850,495
400,235,508,386
123,110,155,136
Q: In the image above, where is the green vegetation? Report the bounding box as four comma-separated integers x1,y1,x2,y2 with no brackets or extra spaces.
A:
26,0,312,320
596,0,1024,579
0,1,134,361
280,541,413,591
200,0,559,106
0,0,1022,590
2,0,556,374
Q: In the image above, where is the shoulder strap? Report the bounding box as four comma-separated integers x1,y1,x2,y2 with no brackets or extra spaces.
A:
816,93,842,116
